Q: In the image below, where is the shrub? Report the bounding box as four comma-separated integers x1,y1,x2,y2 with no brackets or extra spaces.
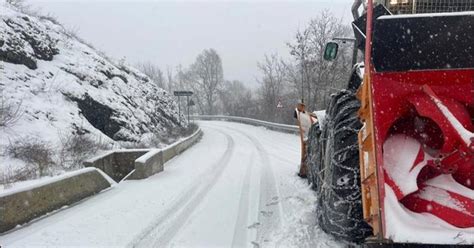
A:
181,123,198,137
167,123,198,138
0,92,23,128
120,124,199,149
38,13,60,25
59,132,110,169
6,137,55,177
0,166,36,187
144,132,172,148
121,141,149,149
146,124,198,147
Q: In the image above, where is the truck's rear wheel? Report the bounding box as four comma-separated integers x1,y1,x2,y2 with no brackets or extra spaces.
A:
307,89,372,243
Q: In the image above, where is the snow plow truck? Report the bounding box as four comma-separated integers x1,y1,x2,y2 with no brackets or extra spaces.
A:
306,0,474,246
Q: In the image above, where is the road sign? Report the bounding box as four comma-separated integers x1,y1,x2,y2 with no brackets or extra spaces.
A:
173,91,193,96
277,100,283,108
173,90,194,125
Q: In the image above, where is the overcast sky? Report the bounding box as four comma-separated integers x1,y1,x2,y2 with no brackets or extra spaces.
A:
33,0,353,87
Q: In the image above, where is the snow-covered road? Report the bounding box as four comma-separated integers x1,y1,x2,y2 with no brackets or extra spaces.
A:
0,121,343,248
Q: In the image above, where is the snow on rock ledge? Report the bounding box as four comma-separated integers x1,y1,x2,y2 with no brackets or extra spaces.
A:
0,2,180,146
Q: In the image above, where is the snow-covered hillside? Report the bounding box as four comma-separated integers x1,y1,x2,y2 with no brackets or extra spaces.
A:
0,2,181,180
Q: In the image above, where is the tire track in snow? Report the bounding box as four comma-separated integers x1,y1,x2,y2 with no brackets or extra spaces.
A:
129,130,235,248
245,133,284,246
210,121,298,165
200,123,260,248
214,124,284,246
231,153,254,248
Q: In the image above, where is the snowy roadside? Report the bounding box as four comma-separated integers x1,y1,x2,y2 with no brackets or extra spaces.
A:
264,179,345,248
0,121,346,247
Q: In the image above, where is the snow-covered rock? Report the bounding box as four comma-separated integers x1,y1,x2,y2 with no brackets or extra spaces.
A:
0,2,181,175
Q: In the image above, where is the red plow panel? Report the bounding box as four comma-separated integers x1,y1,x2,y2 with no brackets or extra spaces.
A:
371,69,474,240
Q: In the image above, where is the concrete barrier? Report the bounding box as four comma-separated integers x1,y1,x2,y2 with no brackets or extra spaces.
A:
131,149,163,180
165,129,202,164
0,130,202,234
131,129,203,179
0,168,113,233
191,115,299,134
83,149,149,182
161,146,177,165
84,129,203,180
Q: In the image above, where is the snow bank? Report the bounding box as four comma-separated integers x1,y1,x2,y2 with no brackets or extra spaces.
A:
425,174,474,199
384,185,474,245
383,135,428,198
0,167,114,198
383,134,474,243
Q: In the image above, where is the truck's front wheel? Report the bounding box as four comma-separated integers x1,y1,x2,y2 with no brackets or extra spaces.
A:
308,89,372,243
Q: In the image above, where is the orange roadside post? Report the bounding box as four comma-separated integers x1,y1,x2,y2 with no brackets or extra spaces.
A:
294,102,317,178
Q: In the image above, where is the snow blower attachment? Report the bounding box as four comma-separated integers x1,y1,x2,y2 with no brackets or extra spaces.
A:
309,0,474,246
357,6,474,246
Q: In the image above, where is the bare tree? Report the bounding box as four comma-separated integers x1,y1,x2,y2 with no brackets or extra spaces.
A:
288,9,353,110
166,66,175,93
175,64,191,90
136,62,166,89
288,28,312,106
189,49,224,115
219,80,256,117
256,54,289,122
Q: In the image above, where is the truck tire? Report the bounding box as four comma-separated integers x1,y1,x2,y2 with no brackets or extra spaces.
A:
308,89,372,243
306,64,364,189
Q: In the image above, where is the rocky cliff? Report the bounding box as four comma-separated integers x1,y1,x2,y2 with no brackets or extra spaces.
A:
0,2,181,177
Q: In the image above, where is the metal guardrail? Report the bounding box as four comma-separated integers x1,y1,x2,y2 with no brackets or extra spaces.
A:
192,115,299,134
